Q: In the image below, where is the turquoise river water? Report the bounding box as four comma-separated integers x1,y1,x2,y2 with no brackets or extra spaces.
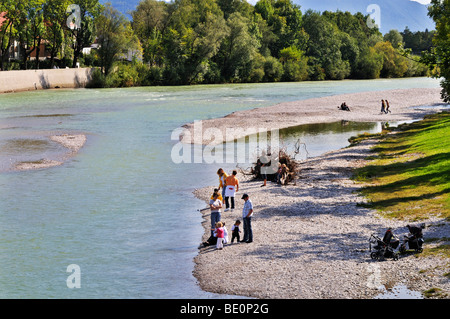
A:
0,77,441,298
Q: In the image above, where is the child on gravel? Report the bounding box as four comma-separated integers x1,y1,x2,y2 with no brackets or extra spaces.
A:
215,222,224,250
231,220,241,243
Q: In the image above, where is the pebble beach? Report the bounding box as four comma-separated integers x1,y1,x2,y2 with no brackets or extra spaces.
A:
192,88,449,299
182,88,444,145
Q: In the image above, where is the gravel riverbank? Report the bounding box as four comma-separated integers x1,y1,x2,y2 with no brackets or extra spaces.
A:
182,88,444,145
193,132,449,299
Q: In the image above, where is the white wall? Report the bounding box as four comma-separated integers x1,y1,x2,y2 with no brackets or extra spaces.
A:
0,68,95,93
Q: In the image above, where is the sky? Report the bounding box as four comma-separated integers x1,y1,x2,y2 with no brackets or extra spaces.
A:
410,0,432,4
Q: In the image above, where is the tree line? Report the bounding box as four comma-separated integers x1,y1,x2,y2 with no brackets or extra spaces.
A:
127,0,432,85
0,0,447,100
0,0,99,70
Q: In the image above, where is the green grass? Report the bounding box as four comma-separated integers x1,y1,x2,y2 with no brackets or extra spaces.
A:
352,112,450,221
423,287,448,298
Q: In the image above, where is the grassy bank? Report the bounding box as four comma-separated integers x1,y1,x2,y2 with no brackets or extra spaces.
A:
351,111,450,221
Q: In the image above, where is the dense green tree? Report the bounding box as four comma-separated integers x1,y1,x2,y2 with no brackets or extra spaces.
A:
251,12,277,57
0,0,22,70
322,10,380,44
69,0,101,69
384,29,404,49
131,0,167,66
254,0,275,21
217,0,253,20
404,55,429,77
217,12,260,82
131,0,168,39
255,0,307,57
279,45,308,81
374,41,408,78
353,46,383,79
426,0,450,102
96,3,141,75
43,0,71,68
401,27,435,54
263,55,283,82
339,32,359,66
14,0,47,70
303,11,350,80
247,52,265,82
162,0,227,84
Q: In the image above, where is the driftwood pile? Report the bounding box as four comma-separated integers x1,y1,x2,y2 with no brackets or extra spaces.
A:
250,149,299,185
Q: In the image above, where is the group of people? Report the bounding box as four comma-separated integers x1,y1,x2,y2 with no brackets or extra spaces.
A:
338,102,351,111
381,99,392,114
338,100,392,114
257,152,292,187
202,168,254,250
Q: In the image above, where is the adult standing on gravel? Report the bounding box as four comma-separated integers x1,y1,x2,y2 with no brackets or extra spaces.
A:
217,168,228,199
225,170,239,212
241,194,254,243
209,193,222,237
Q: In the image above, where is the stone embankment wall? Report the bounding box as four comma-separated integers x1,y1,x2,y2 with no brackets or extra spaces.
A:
0,68,95,93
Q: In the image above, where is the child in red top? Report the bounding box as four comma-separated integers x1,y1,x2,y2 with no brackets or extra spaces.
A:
215,222,224,250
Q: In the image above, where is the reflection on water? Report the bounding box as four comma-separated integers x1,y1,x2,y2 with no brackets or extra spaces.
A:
278,121,380,160
1,138,55,153
412,103,450,110
277,120,418,161
176,121,381,167
280,120,377,137
13,114,75,118
0,137,68,171
374,285,424,299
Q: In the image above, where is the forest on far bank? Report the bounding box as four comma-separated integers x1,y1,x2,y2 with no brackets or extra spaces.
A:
0,0,441,89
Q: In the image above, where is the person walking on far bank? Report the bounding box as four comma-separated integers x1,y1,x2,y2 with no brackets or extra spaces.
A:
385,100,391,113
241,194,253,243
381,99,386,114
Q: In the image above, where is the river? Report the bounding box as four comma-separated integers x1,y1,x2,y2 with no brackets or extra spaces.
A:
0,77,441,298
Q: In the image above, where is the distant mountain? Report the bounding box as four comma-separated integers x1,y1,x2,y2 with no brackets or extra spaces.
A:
100,0,138,16
101,0,435,33
294,0,435,33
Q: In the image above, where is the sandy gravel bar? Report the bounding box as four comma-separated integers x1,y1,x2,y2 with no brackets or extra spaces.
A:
182,88,443,144
50,134,86,152
193,138,449,299
14,134,86,171
14,159,64,171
